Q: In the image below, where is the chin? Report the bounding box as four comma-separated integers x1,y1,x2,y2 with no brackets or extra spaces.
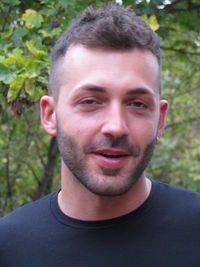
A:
81,174,139,197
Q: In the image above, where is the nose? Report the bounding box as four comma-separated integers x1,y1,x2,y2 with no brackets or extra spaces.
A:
101,102,129,138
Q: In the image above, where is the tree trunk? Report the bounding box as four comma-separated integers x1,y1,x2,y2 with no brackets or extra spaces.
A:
32,137,59,201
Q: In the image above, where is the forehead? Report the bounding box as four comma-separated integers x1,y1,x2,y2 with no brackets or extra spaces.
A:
58,45,160,98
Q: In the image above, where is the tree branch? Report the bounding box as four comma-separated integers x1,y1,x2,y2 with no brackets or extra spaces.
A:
165,0,200,12
166,116,200,129
32,137,59,200
1,6,11,32
20,159,40,183
161,46,200,56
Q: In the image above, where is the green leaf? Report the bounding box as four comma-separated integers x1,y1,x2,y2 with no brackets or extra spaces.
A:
25,80,44,101
39,28,62,38
25,79,35,96
22,9,44,29
0,56,5,62
142,14,159,31
1,0,20,5
26,41,38,56
12,27,28,46
33,86,44,102
7,76,25,102
26,40,48,58
38,30,50,38
58,0,69,8
7,88,20,102
10,76,25,90
1,55,17,67
1,49,23,68
37,76,48,86
2,27,14,40
0,66,17,84
7,76,25,101
12,47,23,56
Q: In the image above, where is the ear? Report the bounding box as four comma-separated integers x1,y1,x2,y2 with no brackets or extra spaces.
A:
157,99,168,139
40,96,56,136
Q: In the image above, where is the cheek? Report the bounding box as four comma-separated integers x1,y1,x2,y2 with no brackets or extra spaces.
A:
129,119,158,144
61,116,99,144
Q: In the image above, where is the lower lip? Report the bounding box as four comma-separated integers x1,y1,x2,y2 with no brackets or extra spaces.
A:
93,153,129,168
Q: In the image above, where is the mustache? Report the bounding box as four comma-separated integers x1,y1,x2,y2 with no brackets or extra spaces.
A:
84,136,140,157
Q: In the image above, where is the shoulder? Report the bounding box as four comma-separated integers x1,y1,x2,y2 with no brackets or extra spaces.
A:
158,181,200,202
154,180,200,218
0,192,56,237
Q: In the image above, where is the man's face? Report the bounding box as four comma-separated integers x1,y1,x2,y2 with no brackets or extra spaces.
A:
54,45,167,196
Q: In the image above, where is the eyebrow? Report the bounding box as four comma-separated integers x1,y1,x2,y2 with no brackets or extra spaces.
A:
75,84,106,93
126,88,155,96
75,84,155,96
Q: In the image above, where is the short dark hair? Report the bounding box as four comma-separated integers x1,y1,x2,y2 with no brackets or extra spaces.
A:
49,4,161,99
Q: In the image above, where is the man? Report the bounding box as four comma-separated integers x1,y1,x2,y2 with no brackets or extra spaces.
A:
0,4,200,267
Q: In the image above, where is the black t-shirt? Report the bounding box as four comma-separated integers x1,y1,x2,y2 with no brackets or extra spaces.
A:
1,180,200,267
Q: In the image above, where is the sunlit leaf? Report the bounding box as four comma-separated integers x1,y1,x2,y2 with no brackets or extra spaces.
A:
142,14,159,31
26,41,48,58
7,76,25,101
22,9,44,29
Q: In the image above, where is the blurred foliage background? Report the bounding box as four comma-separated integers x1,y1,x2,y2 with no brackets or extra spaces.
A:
0,0,200,216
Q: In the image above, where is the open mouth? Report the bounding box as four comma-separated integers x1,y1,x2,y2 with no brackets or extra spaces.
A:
92,148,130,168
99,153,126,158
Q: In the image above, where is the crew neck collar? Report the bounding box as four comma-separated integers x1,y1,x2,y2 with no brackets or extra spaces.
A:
50,179,159,229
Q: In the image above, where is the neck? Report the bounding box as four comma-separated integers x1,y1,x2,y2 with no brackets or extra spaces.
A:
58,163,152,221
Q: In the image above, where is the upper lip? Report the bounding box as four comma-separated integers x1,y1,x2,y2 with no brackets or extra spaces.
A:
93,148,130,156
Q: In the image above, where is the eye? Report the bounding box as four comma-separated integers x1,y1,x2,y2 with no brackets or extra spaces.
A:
77,97,104,112
128,100,147,109
79,98,99,105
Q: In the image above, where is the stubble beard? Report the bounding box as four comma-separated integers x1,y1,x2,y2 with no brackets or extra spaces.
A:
56,123,157,197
